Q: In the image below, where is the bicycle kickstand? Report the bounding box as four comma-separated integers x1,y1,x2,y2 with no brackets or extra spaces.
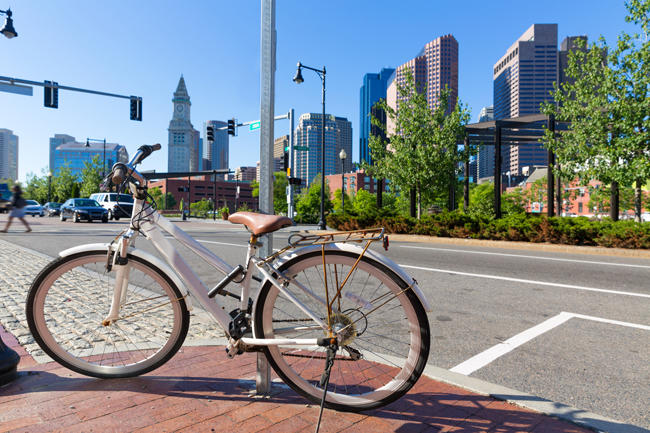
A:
315,338,338,433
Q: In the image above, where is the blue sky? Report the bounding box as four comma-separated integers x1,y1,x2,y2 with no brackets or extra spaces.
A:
1,0,633,182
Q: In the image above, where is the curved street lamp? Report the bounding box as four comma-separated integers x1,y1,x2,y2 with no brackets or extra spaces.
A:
293,61,327,230
0,8,17,39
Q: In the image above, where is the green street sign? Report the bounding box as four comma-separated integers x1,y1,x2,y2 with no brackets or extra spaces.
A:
249,121,261,131
294,146,309,151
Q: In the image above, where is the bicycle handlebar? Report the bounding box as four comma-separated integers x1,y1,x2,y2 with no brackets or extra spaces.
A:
106,143,162,189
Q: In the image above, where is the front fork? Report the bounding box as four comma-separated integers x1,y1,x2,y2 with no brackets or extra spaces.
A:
102,234,132,326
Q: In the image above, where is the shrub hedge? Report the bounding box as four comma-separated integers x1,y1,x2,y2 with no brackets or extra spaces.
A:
326,212,650,249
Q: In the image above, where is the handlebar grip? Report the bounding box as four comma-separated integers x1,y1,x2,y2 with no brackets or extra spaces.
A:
112,167,126,185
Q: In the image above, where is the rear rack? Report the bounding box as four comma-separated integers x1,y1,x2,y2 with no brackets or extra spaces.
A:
260,228,386,265
287,227,384,247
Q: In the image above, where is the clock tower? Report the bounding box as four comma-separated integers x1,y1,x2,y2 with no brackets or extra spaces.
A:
168,75,200,172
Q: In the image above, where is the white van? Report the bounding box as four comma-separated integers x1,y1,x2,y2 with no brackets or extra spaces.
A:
89,193,134,220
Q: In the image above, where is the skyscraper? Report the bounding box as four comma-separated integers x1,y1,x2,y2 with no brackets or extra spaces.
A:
203,120,229,172
293,114,352,186
274,135,289,172
359,68,394,165
0,129,18,181
168,76,200,172
386,34,459,134
493,24,557,175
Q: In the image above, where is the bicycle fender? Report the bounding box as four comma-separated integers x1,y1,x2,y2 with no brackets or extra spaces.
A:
58,243,193,311
276,243,432,312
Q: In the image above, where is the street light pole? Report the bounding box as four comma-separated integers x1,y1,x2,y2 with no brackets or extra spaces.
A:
86,137,107,177
294,62,327,230
339,148,347,214
47,171,52,203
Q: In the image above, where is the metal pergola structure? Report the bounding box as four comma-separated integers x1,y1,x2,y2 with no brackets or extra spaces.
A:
463,113,569,218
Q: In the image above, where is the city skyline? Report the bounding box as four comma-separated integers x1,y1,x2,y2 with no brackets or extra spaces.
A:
1,1,632,183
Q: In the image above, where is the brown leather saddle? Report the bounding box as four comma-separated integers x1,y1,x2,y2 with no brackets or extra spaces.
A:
228,211,293,236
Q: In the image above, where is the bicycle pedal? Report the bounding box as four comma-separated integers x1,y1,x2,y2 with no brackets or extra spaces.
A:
225,339,244,358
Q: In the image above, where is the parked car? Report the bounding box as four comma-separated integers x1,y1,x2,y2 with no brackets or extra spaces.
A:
24,200,45,217
60,198,108,223
89,192,134,220
43,202,62,216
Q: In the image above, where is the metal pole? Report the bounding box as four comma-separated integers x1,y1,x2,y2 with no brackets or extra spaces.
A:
319,70,327,230
341,161,345,214
103,138,106,178
494,122,502,219
287,108,295,219
547,115,555,217
256,0,275,396
464,135,470,212
213,170,217,221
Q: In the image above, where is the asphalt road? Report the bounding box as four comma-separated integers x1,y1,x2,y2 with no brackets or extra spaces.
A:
1,215,649,429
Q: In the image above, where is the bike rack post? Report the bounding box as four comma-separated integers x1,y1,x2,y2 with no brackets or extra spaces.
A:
255,352,271,395
255,0,276,397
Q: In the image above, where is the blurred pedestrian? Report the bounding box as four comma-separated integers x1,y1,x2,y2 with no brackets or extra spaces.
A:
0,185,31,233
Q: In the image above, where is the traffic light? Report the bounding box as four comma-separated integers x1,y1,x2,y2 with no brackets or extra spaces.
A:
227,118,236,136
288,177,303,186
283,150,289,170
44,81,58,108
130,96,142,121
206,126,214,141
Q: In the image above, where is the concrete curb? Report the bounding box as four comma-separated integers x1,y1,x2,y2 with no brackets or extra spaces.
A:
421,364,650,433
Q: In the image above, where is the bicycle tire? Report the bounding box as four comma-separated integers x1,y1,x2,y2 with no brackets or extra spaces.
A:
27,250,190,378
254,249,430,412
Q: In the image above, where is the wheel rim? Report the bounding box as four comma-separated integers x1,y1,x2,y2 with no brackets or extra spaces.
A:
259,252,425,407
30,253,186,376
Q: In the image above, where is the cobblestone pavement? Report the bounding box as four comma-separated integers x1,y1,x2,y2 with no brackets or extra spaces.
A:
0,239,227,364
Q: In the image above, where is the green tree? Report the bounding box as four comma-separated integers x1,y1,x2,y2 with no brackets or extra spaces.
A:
250,179,259,198
23,171,49,203
272,171,288,215
79,156,103,198
365,70,470,218
148,187,176,210
295,175,332,224
331,189,353,214
190,198,213,218
52,165,79,203
543,0,650,221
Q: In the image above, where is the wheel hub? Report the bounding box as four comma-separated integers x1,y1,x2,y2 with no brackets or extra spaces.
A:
329,313,356,345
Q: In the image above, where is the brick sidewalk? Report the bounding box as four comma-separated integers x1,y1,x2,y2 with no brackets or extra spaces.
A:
0,326,591,433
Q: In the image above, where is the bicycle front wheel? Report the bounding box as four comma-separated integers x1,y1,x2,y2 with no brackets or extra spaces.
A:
254,249,430,412
27,250,190,378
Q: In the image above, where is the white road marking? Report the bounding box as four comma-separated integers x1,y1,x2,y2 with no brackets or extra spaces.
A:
400,264,650,299
450,312,650,375
400,245,650,269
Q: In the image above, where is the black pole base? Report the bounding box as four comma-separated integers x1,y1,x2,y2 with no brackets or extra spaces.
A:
0,340,20,386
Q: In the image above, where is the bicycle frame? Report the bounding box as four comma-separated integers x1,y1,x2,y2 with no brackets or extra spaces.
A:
107,197,330,348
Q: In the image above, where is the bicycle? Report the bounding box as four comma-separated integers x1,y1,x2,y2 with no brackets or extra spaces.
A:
25,144,432,412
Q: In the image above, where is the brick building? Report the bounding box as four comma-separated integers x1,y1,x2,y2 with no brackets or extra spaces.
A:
325,170,388,200
148,176,257,212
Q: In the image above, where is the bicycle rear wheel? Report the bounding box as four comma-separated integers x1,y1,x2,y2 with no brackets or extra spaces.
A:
27,250,190,378
254,249,430,412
